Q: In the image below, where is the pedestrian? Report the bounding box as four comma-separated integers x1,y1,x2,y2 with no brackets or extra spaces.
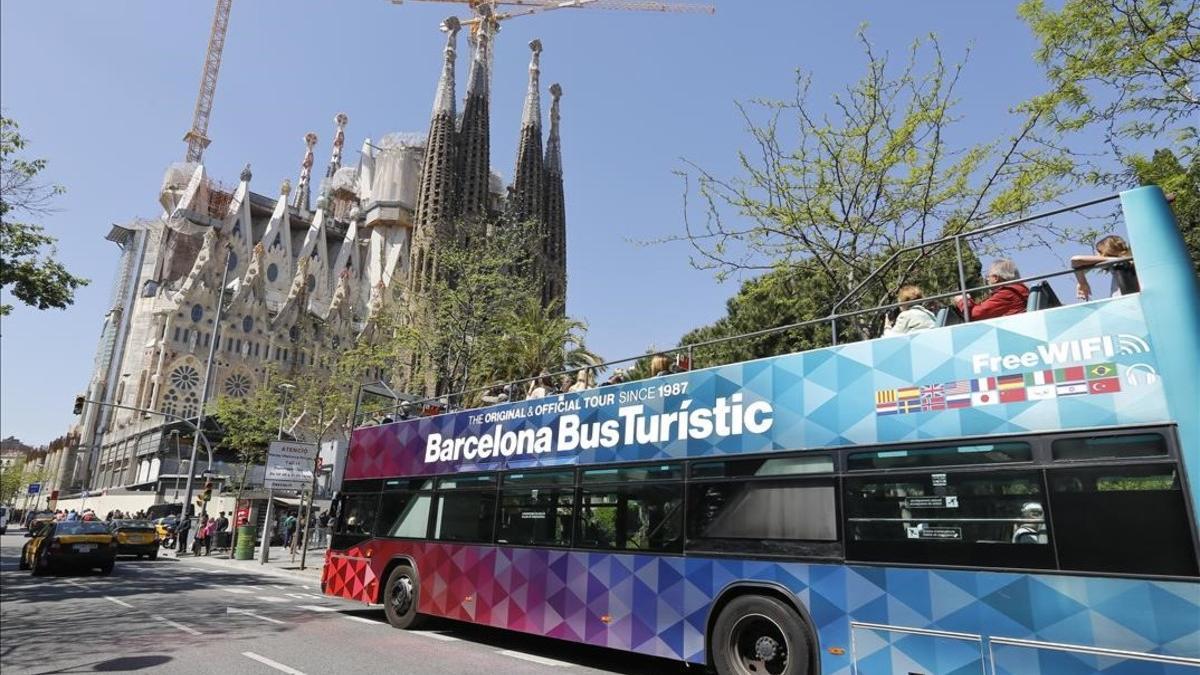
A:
176,514,191,555
192,515,209,556
282,512,297,549
316,510,329,548
202,517,215,556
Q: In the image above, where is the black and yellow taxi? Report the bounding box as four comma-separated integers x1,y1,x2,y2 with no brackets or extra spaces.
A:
19,520,117,575
109,519,159,559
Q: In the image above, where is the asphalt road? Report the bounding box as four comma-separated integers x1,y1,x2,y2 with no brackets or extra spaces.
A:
0,531,697,675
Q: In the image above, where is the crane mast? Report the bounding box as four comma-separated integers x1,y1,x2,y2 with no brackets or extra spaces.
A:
183,0,233,164
391,0,713,31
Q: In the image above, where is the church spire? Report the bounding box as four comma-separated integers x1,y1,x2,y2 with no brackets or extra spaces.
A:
457,15,493,218
293,131,318,213
325,113,349,180
543,82,567,311
410,17,462,297
510,39,545,227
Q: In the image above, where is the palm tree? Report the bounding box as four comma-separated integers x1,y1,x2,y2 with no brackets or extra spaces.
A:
485,297,601,388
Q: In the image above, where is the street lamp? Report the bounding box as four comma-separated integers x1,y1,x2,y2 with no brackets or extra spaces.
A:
170,430,182,501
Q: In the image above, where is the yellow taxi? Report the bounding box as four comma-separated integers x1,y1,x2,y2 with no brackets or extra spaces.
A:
109,519,160,559
19,520,117,575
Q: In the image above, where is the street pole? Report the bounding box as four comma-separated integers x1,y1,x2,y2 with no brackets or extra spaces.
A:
181,245,232,540
260,383,294,564
298,402,325,570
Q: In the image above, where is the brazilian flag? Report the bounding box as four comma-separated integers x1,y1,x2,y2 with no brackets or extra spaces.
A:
1086,362,1116,379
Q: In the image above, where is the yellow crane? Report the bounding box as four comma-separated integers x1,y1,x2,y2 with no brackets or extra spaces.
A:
183,0,233,164
390,0,714,34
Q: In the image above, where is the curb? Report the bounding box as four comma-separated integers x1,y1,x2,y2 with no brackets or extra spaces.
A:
166,550,325,586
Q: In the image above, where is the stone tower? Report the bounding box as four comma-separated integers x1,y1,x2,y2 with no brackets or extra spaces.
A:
510,40,545,228
457,19,493,219
408,17,462,297
543,82,567,310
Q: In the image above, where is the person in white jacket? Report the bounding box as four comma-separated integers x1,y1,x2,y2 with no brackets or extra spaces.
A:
883,285,935,336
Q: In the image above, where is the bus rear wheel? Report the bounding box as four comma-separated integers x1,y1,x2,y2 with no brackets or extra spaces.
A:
382,563,424,630
712,595,812,675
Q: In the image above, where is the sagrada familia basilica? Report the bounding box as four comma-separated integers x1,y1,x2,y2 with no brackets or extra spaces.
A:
46,19,568,497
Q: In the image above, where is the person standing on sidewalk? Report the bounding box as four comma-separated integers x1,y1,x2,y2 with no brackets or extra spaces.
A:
176,514,191,555
315,510,329,548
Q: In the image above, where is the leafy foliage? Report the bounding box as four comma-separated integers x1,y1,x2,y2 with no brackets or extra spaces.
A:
1020,0,1199,152
672,31,1066,312
0,116,89,315
1129,148,1200,271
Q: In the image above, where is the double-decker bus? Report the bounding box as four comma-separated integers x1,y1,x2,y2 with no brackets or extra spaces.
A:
323,186,1199,675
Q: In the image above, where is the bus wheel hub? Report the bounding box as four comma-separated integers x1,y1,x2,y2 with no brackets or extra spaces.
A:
755,636,779,661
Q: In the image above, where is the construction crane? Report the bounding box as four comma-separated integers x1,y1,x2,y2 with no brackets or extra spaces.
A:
390,0,714,34
183,0,233,164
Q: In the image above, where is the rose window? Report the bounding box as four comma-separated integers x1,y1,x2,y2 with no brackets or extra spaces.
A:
169,365,201,391
224,373,252,398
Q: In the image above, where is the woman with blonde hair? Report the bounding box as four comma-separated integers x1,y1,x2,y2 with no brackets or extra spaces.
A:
884,285,936,336
1072,234,1139,301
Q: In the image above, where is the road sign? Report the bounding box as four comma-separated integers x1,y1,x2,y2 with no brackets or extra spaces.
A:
27,483,41,495
264,441,318,490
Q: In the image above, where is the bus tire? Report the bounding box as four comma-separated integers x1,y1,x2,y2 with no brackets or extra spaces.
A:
712,594,813,675
382,563,424,630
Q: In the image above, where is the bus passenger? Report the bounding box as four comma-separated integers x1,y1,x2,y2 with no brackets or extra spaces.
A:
883,285,935,336
1012,502,1047,544
1071,234,1139,301
567,368,594,393
527,372,554,399
956,259,1028,320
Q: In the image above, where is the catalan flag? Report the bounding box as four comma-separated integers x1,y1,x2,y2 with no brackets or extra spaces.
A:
875,389,898,414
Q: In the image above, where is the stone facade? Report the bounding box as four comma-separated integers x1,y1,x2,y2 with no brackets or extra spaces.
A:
54,26,569,498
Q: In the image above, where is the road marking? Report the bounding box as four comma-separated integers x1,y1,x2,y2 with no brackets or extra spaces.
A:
222,588,252,594
103,596,134,609
410,630,460,642
64,579,88,589
286,592,323,600
497,650,573,667
241,652,307,675
243,585,262,590
271,585,289,590
344,615,381,625
257,596,289,603
297,604,337,612
227,607,286,625
152,615,202,635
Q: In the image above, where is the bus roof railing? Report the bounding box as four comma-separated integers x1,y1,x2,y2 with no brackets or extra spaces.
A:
353,193,1129,427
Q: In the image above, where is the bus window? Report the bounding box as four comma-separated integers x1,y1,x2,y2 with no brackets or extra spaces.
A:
578,484,683,553
378,491,433,539
844,470,1054,569
1049,464,1198,576
497,485,574,547
847,442,1032,471
433,476,497,544
687,477,839,558
331,492,380,550
503,469,575,486
581,464,683,483
1051,433,1168,461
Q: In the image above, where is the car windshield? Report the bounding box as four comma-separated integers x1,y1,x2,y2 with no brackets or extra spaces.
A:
56,522,111,535
113,520,155,531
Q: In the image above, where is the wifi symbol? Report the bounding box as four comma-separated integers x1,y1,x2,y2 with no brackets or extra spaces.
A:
1117,334,1150,355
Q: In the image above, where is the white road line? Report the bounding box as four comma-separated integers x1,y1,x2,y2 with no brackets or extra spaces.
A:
241,652,307,675
257,596,289,603
410,631,460,642
227,607,286,625
297,604,337,612
344,615,381,625
222,588,252,594
152,615,203,636
64,579,87,589
271,585,289,590
497,650,573,667
103,596,134,609
243,585,262,591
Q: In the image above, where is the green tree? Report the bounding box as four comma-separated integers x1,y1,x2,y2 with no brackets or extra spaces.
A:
1129,148,1200,270
1020,0,1199,153
672,31,1066,333
486,296,600,388
213,384,281,493
0,116,89,315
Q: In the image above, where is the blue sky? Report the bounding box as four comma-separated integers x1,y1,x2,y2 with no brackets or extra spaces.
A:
2,1,1083,445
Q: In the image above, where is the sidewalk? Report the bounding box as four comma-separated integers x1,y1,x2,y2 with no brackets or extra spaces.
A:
161,543,326,584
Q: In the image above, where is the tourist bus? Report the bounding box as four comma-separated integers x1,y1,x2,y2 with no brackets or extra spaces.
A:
323,186,1199,675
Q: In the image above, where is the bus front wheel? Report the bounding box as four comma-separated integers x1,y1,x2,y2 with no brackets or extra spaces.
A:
712,594,813,675
382,563,424,630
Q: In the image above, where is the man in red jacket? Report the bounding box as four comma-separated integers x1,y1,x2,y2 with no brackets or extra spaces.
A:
956,259,1029,320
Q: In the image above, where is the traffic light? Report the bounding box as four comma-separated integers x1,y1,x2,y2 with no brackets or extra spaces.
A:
73,395,85,415
200,480,213,504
